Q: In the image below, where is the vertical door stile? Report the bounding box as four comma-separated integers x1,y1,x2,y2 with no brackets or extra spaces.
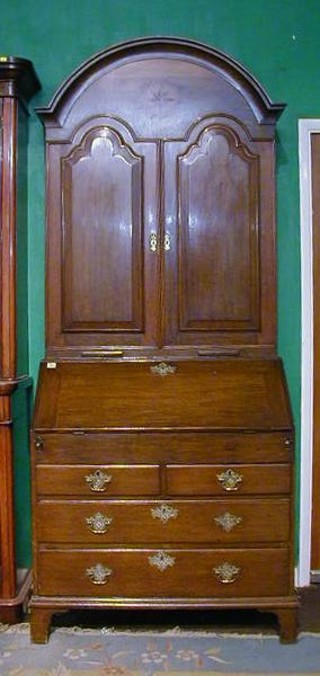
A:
157,140,166,348
142,139,162,350
161,140,182,350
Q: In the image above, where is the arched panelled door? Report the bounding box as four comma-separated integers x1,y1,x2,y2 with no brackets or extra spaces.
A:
38,38,283,361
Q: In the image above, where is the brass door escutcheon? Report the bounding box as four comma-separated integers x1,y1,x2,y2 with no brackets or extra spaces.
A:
164,232,171,251
149,232,158,252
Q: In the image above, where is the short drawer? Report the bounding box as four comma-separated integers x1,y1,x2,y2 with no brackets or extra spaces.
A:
36,498,291,544
36,547,291,598
36,465,160,496
166,464,291,496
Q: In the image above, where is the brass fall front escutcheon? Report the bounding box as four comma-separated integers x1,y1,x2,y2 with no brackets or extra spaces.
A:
150,362,177,376
34,435,44,451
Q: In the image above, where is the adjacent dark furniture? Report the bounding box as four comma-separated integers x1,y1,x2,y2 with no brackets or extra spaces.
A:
0,57,40,623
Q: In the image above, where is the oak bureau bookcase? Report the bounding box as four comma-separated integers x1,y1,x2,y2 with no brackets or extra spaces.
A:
30,37,298,642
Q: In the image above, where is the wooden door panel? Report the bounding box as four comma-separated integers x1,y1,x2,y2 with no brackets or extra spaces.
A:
162,123,262,349
46,126,159,352
178,127,259,331
62,127,143,332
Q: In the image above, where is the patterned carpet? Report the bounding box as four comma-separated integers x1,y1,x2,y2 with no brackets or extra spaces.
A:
0,624,320,675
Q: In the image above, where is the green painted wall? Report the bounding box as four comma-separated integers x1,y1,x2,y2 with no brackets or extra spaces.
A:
1,0,318,564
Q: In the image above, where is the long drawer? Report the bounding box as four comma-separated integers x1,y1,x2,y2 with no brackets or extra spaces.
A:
36,547,291,598
37,499,291,544
32,431,293,465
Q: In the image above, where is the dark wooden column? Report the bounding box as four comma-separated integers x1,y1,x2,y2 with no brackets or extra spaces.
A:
0,57,40,622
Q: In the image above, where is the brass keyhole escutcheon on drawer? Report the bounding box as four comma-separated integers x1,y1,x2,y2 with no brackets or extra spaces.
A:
85,512,113,534
148,551,176,571
214,512,242,532
217,468,243,491
151,504,179,523
86,563,113,585
214,562,241,584
85,469,112,492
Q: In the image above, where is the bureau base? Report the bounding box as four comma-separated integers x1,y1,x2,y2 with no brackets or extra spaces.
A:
29,595,299,644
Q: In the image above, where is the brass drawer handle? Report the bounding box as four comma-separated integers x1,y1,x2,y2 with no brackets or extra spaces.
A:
148,551,175,571
214,512,242,532
86,512,113,534
151,504,178,523
217,468,243,492
214,562,241,584
150,362,176,376
86,563,113,585
85,469,112,492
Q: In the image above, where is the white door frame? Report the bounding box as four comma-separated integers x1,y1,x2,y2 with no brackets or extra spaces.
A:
297,118,320,586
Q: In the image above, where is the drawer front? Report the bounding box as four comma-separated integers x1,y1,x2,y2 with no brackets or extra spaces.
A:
36,547,291,598
166,464,291,496
36,465,160,496
37,499,290,544
32,431,293,465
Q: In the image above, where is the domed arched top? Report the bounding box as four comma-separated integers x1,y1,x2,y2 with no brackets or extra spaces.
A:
37,37,285,130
